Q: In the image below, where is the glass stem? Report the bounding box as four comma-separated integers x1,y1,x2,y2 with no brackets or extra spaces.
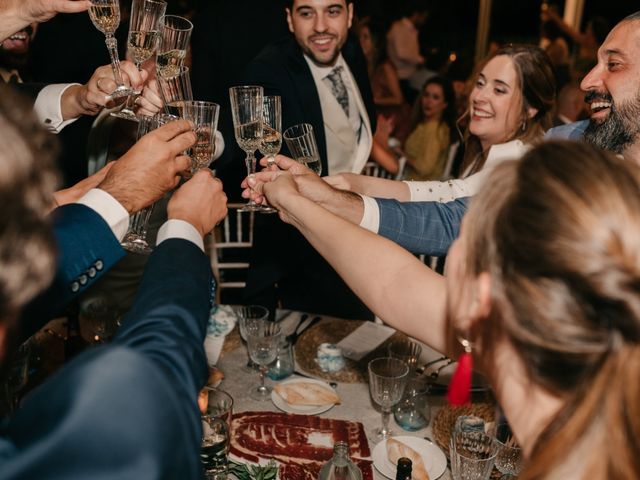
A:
105,34,126,89
259,366,266,390
245,151,258,206
129,204,155,237
381,408,391,435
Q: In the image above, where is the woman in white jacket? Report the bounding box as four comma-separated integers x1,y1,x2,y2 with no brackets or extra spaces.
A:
327,45,556,203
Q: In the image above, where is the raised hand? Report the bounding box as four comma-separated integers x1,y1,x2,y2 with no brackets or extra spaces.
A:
98,119,196,213
168,170,228,238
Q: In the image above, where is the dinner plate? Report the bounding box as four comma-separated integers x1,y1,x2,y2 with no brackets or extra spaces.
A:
372,436,447,479
271,377,337,415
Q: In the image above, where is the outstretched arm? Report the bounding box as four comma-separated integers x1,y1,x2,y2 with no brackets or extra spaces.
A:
251,172,450,354
0,0,90,41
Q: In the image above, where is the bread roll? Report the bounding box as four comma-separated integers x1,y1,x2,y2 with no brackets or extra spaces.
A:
386,437,430,480
274,382,341,406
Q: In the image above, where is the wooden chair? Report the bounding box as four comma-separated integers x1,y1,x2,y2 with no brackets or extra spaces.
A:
362,156,407,180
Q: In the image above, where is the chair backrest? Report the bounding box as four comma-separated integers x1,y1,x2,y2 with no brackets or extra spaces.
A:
441,141,460,180
208,203,255,301
363,161,395,180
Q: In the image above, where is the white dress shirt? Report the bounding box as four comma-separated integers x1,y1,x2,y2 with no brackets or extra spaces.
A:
77,188,204,251
34,83,82,134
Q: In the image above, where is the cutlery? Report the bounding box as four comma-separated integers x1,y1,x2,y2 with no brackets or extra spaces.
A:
288,315,322,346
284,314,308,344
415,355,448,375
428,358,455,380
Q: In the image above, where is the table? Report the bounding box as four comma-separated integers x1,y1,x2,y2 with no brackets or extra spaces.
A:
214,315,452,480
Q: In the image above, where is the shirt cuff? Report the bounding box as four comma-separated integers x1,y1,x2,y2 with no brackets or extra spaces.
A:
34,83,82,133
358,194,381,233
157,219,204,252
77,188,130,241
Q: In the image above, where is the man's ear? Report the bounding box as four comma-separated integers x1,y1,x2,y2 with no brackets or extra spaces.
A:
347,2,354,29
286,8,294,33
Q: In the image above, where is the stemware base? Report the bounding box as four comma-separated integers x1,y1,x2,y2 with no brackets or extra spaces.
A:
258,205,278,214
107,85,137,101
121,234,152,255
369,426,394,443
237,202,262,213
249,384,272,401
111,107,140,121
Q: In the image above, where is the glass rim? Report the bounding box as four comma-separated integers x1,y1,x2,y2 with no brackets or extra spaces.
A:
229,85,264,94
283,122,313,140
163,14,194,31
450,433,500,461
367,356,410,378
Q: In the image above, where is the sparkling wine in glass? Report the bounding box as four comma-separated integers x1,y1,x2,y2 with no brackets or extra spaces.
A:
159,66,193,111
113,0,166,121
157,15,192,78
89,0,134,100
368,357,409,442
246,320,281,401
229,85,263,212
257,95,281,213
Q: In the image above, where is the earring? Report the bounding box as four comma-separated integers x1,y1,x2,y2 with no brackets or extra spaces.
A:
446,338,473,406
521,119,527,132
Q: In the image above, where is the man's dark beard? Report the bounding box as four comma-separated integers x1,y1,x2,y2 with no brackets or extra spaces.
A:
584,90,640,154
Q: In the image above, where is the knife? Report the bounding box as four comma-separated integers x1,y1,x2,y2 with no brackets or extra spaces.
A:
287,315,322,346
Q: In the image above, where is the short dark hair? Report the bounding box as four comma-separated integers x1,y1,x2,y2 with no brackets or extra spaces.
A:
285,0,353,10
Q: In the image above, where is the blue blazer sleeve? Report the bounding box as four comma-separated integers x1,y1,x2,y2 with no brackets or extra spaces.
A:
376,197,469,257
0,238,214,480
20,204,125,339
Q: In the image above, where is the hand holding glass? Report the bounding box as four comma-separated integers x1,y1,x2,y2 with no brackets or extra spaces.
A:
283,123,322,175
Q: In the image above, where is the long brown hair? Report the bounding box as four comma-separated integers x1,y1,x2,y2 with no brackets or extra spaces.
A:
462,141,640,479
460,45,556,176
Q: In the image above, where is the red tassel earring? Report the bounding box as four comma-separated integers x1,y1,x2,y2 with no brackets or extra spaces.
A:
447,338,473,406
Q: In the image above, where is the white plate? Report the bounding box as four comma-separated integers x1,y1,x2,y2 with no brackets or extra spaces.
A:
270,377,337,415
372,436,447,480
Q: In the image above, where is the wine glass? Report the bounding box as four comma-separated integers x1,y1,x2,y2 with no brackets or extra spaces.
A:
246,320,281,401
157,15,192,78
236,305,269,370
256,95,281,213
159,66,193,112
229,85,263,212
88,0,135,100
121,113,178,253
78,293,121,343
283,123,322,175
113,0,166,121
166,101,220,174
368,357,409,441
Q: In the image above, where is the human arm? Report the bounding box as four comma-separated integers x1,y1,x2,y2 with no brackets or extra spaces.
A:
0,0,90,41
373,63,405,107
253,172,449,353
52,162,114,208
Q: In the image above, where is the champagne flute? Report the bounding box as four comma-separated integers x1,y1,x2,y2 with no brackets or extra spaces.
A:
113,0,166,121
255,95,281,214
368,357,409,442
229,85,263,212
88,0,135,100
121,113,178,253
182,101,220,173
159,65,193,112
246,320,281,401
157,15,192,78
283,123,322,175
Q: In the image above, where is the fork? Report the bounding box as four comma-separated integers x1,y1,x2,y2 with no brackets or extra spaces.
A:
415,355,448,375
428,358,455,380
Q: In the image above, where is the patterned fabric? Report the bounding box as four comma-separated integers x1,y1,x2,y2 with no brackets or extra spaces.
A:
323,65,349,117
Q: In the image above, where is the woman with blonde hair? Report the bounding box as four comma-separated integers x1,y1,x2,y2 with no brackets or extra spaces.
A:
248,140,640,479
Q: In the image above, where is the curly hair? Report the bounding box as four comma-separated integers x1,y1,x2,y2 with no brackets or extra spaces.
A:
0,84,59,321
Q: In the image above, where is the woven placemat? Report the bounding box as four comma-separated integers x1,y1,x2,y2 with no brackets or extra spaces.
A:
293,318,407,383
220,326,242,358
432,402,496,457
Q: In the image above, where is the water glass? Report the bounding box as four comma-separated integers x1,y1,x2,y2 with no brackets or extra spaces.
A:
201,387,234,479
267,338,294,380
494,419,523,477
394,375,430,430
283,123,322,175
246,320,281,400
236,305,269,370
450,430,499,480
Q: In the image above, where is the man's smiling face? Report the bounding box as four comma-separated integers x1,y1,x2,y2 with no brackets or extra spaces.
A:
581,19,640,154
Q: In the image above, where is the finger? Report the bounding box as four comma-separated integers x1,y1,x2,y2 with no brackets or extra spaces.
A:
54,0,92,14
119,61,146,90
135,96,161,116
150,119,193,141
142,81,163,107
274,154,305,172
173,154,192,175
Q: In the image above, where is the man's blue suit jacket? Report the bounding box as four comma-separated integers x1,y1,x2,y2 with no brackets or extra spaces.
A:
20,204,126,341
375,120,590,256
1,233,213,479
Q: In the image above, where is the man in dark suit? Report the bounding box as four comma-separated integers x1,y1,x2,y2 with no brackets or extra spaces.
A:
243,0,377,320
0,87,229,478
